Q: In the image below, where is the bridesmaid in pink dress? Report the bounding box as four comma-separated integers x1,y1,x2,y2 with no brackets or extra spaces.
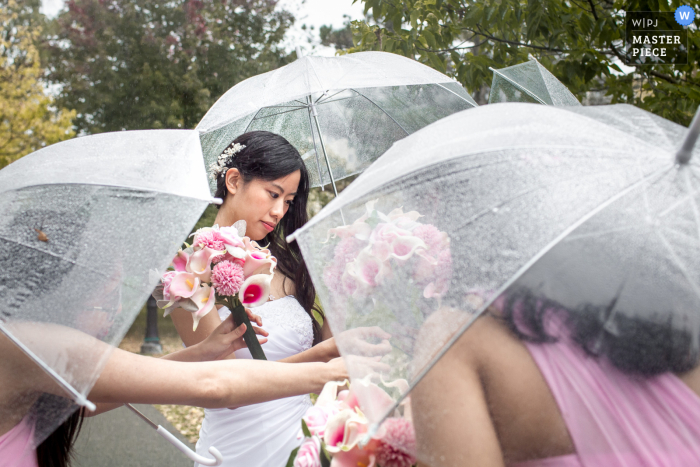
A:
411,289,700,467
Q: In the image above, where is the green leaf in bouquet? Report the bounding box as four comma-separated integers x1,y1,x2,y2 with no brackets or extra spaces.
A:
320,445,331,467
301,419,312,438
285,446,300,467
321,443,333,466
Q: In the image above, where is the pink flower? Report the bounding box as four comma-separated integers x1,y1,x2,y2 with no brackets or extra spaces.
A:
238,273,273,307
303,406,340,437
334,237,365,264
375,418,416,467
413,224,446,251
161,271,177,300
211,261,245,296
323,263,345,295
187,247,223,282
242,249,276,278
172,250,190,272
294,438,321,467
193,229,226,253
191,284,216,331
168,272,199,299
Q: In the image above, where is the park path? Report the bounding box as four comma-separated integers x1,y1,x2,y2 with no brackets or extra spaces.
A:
73,404,194,467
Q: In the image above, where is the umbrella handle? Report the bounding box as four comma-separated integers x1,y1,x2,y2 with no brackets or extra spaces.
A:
156,425,223,466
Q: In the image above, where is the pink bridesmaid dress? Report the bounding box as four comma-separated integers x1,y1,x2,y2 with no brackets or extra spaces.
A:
512,334,700,466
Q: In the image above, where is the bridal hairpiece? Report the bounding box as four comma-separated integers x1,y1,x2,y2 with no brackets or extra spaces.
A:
210,143,246,180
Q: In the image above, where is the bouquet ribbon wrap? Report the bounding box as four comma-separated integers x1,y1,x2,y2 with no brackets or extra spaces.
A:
229,300,267,360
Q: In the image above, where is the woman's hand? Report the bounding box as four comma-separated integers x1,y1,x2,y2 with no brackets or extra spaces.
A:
194,312,268,361
325,357,349,385
336,326,393,357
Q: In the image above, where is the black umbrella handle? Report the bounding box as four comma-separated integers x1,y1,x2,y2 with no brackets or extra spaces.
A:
229,301,267,360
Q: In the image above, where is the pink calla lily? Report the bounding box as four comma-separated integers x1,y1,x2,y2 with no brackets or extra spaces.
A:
324,409,366,453
329,446,377,467
238,273,273,308
187,247,222,282
190,284,217,331
171,249,190,272
168,272,200,299
242,249,276,278
347,378,396,422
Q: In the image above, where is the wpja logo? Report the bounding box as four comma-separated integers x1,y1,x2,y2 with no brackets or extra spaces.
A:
675,5,696,26
624,8,691,65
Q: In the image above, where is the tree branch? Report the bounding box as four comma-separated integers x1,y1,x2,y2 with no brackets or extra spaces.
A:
650,70,679,84
462,27,565,53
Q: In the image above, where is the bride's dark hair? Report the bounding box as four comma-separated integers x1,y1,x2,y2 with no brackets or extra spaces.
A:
213,131,323,344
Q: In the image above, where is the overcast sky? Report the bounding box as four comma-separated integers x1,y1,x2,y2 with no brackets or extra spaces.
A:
40,0,366,56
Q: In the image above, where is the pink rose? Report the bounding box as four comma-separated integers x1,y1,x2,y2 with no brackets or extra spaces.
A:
161,271,177,300
293,438,321,467
303,406,338,437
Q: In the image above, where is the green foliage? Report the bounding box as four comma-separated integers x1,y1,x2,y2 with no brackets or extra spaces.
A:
0,0,75,168
45,0,295,133
320,17,354,50
285,446,300,467
301,419,312,438
348,0,700,124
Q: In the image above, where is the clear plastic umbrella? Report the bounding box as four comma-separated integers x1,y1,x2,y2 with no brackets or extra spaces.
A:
196,51,477,196
287,102,700,446
0,130,220,458
488,56,581,106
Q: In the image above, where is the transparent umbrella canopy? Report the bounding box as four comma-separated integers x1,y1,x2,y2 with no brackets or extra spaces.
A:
196,51,477,195
0,130,216,451
488,56,581,106
287,102,700,448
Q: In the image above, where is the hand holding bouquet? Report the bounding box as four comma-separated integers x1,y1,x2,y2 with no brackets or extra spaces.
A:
152,221,275,359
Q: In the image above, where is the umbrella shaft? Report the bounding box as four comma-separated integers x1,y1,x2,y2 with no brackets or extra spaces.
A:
309,102,339,197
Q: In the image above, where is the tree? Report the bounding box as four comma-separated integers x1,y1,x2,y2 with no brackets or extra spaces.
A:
348,0,700,125
0,0,75,168
320,17,354,51
45,0,295,133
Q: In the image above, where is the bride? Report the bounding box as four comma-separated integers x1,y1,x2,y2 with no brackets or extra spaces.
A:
167,131,386,467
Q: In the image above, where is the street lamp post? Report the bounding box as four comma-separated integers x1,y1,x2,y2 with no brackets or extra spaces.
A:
140,295,163,355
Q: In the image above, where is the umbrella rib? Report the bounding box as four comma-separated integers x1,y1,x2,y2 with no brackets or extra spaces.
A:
315,89,346,104
349,88,410,136
250,106,307,121
315,95,360,106
3,181,219,205
0,233,120,278
490,68,548,105
364,163,674,434
655,229,700,302
661,224,700,250
434,82,477,106
0,324,97,410
244,107,266,133
683,169,700,242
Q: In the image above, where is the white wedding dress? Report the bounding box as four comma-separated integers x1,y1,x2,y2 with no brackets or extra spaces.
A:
193,296,314,467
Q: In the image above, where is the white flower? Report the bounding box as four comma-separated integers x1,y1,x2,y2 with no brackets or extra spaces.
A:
210,143,246,179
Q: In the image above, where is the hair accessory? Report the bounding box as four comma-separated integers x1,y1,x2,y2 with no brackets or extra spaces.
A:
210,143,246,180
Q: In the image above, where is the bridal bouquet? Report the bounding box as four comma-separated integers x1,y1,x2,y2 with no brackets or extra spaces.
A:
322,200,451,305
287,379,417,467
152,221,275,359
